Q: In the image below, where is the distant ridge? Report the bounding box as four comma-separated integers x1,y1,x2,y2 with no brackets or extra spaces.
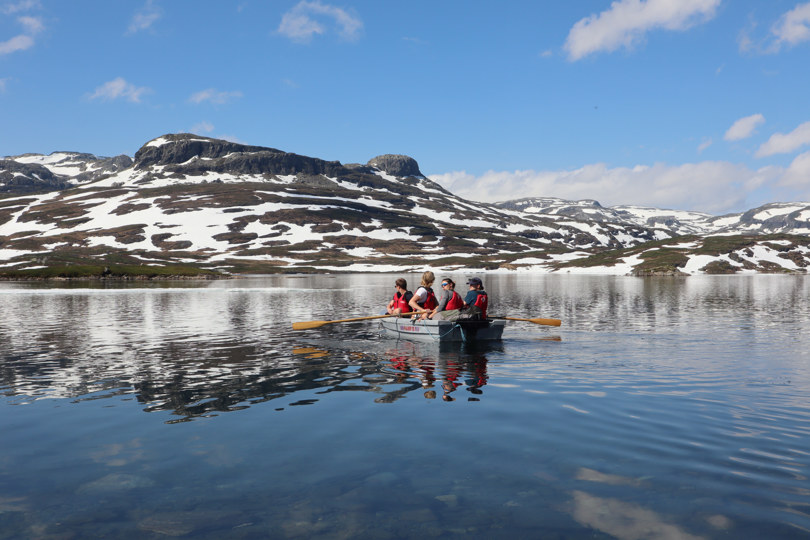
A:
2,133,810,277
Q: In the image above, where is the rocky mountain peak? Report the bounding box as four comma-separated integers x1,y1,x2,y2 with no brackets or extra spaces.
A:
134,134,278,169
367,154,423,178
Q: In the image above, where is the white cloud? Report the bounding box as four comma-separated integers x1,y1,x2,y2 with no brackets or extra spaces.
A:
188,88,243,105
278,0,362,43
697,138,713,153
564,0,721,61
0,14,43,56
88,77,151,103
217,134,246,144
18,15,43,34
779,151,810,187
0,77,8,92
127,0,161,35
430,161,781,214
190,121,214,134
0,34,33,55
724,113,765,141
770,2,810,51
1,0,40,15
756,121,810,157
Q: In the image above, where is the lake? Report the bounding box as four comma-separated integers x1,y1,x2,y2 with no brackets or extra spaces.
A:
1,273,809,539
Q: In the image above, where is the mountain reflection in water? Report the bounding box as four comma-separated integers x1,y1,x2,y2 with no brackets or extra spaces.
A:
0,320,511,421
2,274,810,539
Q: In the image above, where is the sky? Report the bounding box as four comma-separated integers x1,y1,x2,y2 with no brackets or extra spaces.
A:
1,0,810,214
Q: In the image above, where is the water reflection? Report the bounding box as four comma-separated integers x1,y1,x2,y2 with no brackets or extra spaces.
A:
2,275,810,538
0,334,504,421
380,342,494,402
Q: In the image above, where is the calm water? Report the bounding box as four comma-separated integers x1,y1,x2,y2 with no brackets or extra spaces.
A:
1,274,809,539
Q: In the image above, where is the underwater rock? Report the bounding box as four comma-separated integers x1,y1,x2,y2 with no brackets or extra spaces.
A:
76,473,156,494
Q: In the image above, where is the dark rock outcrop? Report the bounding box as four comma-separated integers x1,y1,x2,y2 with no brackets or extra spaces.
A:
367,154,423,178
134,133,348,178
0,160,70,193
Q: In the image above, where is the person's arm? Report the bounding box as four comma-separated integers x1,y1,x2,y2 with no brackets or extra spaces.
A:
430,289,450,317
409,288,426,312
463,290,477,306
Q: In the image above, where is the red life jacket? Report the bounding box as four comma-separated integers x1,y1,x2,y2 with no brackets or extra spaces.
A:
421,287,438,310
472,291,488,319
391,291,410,312
446,291,463,310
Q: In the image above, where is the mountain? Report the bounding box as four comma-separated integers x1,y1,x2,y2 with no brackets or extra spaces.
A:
496,198,810,237
1,133,809,278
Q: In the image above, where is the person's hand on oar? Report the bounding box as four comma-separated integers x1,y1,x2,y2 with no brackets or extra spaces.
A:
489,316,562,326
292,312,419,331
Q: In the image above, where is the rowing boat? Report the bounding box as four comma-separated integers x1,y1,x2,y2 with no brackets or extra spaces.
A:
379,317,506,343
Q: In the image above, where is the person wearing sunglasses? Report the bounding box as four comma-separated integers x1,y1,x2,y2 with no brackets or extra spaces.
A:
425,277,464,320
386,278,413,316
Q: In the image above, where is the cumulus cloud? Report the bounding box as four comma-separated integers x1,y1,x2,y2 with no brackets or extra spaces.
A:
0,34,33,55
770,2,810,51
564,0,720,61
724,113,765,141
779,151,810,187
278,0,362,43
127,0,161,35
430,161,781,214
88,77,151,103
17,15,43,34
190,121,215,134
188,88,243,105
756,121,810,157
0,12,43,56
1,0,40,15
697,138,713,153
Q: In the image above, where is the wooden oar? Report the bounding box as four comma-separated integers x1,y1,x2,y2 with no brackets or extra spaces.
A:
292,312,419,331
490,316,562,327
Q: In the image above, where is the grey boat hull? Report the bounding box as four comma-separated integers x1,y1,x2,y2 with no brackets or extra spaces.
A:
379,318,506,343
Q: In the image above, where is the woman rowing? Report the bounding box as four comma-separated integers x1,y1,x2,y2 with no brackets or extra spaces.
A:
409,271,438,316
386,278,413,316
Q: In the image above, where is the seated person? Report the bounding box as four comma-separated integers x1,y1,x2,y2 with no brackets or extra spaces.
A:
427,278,464,320
387,278,413,316
409,271,438,315
462,277,488,320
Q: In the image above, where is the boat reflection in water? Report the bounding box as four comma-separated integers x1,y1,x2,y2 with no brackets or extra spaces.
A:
380,341,495,402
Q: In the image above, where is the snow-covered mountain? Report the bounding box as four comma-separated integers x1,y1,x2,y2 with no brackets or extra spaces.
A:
496,197,810,237
1,133,809,277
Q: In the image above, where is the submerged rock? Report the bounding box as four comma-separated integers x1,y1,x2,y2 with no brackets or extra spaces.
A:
138,510,244,537
76,473,155,494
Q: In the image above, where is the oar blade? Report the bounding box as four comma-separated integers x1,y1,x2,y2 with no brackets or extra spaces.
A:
530,318,561,326
292,320,328,330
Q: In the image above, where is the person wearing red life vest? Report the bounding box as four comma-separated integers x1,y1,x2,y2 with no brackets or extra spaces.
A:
426,277,464,320
409,271,438,315
462,276,488,320
386,278,413,316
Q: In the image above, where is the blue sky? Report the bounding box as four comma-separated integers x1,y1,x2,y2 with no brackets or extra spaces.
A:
2,0,810,214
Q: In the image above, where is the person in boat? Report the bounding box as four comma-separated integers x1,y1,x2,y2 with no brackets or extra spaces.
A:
386,278,413,316
409,271,438,316
461,276,488,320
426,277,464,320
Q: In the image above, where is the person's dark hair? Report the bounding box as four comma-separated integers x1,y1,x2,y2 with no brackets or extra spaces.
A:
395,278,407,289
442,278,455,289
